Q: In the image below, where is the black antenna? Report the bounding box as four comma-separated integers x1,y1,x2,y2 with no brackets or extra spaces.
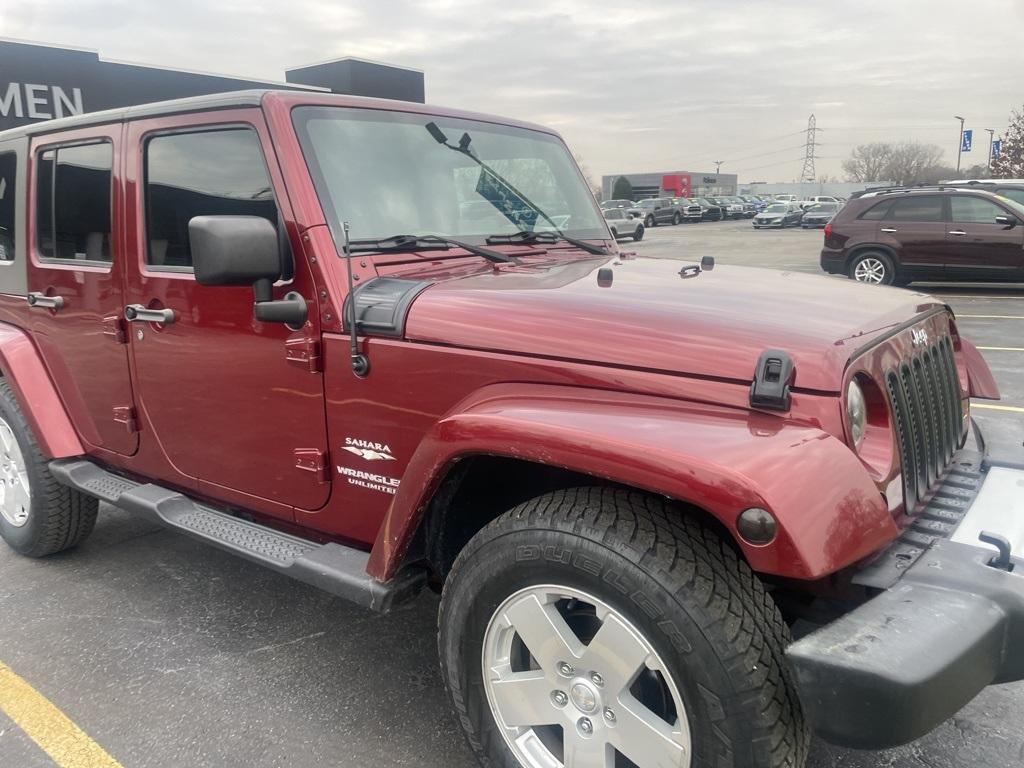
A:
342,222,370,378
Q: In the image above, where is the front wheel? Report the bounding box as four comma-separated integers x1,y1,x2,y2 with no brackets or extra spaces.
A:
672,212,681,225
849,251,896,285
645,215,656,228
439,488,808,768
633,225,645,241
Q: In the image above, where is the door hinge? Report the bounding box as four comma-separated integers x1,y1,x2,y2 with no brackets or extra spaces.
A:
113,406,138,433
294,448,329,483
285,337,321,373
102,315,127,344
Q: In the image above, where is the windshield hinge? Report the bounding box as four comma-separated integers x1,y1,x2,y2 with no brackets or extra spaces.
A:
750,349,795,411
294,448,329,483
286,337,321,373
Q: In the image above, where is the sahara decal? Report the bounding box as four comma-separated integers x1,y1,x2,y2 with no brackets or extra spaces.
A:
342,437,396,461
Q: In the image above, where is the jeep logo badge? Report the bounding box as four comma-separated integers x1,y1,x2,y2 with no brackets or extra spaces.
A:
910,328,928,348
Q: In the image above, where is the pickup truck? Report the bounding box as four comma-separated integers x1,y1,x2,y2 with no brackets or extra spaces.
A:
0,89,1020,768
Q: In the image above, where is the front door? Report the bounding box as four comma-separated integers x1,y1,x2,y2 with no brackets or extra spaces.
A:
944,195,1024,280
123,112,329,516
26,126,138,456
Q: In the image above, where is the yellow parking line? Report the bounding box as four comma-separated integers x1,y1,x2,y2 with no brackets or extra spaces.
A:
0,661,123,768
957,314,1024,319
977,346,1024,352
972,403,1024,414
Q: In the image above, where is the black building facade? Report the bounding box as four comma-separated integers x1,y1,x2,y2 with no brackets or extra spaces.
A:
0,39,425,133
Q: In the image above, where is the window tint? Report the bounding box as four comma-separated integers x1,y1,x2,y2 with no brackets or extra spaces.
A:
604,210,623,220
859,200,892,220
950,196,1004,224
887,197,943,222
0,152,15,261
998,188,1024,206
36,142,113,262
145,129,276,269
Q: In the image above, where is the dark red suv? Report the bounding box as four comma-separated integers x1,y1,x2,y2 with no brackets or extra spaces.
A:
820,188,1024,285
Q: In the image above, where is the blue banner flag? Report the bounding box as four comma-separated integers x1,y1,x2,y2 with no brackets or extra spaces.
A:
961,129,973,152
992,139,1001,159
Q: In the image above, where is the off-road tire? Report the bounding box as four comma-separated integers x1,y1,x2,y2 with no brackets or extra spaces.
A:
439,487,809,768
0,380,98,557
633,225,645,241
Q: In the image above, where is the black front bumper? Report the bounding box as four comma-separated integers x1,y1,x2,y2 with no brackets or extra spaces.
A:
786,452,1024,749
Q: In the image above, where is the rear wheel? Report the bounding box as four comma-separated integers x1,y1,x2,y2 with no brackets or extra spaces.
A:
610,228,618,239
0,380,97,557
633,225,645,241
849,251,895,285
439,488,808,768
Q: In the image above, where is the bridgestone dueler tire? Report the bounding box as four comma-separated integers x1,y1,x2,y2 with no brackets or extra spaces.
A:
439,487,809,768
0,380,98,557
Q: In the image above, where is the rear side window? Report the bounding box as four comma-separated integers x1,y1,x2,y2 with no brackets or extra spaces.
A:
0,152,14,261
887,197,944,222
950,196,1004,224
36,142,113,262
144,128,276,269
859,200,892,220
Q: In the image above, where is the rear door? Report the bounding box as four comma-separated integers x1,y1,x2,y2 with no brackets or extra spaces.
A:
944,195,1024,280
26,126,138,456
878,196,946,279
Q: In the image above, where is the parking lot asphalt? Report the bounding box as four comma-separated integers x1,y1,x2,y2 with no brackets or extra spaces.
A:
1,219,1022,768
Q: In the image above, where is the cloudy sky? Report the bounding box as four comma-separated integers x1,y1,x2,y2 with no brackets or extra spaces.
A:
3,0,1022,182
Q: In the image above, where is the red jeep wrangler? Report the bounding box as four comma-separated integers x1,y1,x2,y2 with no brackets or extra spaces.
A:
0,90,1020,768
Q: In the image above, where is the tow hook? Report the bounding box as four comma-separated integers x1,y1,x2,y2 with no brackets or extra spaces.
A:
978,531,1015,572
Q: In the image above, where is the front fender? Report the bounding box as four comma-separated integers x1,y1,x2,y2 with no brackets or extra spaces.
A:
961,338,1000,400
368,384,897,582
0,323,84,458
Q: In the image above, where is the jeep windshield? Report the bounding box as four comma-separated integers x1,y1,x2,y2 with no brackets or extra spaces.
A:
292,106,606,252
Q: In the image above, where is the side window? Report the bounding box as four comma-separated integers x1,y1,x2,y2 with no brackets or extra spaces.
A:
859,200,893,221
997,188,1024,206
36,142,113,262
145,128,276,269
950,196,1004,224
0,152,15,261
605,210,623,220
887,197,943,222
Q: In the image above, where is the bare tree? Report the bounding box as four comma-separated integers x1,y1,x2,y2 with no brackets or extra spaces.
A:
884,142,946,185
842,143,893,182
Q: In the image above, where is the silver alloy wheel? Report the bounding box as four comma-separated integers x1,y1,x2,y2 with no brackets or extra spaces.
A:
482,584,691,768
853,256,887,284
0,416,31,527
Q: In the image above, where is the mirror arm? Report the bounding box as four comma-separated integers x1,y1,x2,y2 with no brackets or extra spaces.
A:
253,278,274,304
254,292,307,326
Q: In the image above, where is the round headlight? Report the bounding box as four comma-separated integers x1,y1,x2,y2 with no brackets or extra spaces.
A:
847,380,867,446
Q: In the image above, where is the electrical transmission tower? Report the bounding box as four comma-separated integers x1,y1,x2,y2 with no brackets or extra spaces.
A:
800,114,821,182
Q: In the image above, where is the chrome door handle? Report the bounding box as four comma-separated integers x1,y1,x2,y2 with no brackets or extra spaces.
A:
27,292,65,310
948,230,966,236
880,227,898,233
124,304,175,325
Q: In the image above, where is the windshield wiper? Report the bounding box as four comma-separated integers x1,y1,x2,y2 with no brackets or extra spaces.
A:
424,122,611,257
349,234,514,264
485,230,609,256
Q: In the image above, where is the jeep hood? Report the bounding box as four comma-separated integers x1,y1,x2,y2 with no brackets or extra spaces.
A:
403,257,945,392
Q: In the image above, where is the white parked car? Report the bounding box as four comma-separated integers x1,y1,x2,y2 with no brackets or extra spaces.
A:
798,195,842,210
602,208,644,240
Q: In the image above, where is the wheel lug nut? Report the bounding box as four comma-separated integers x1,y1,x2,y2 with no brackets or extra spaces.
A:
590,672,604,687
551,690,568,708
557,661,575,677
604,707,616,724
578,717,593,736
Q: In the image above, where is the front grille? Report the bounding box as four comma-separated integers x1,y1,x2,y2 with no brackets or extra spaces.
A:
885,334,963,511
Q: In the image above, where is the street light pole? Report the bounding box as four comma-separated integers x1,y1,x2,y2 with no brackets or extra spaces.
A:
954,115,965,175
985,128,995,174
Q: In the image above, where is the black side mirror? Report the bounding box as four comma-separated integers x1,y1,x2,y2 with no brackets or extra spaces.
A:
188,215,307,327
995,215,1017,228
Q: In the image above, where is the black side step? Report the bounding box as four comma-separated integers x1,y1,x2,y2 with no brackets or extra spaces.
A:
49,459,426,614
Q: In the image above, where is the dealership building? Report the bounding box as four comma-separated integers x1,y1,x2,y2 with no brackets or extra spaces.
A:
601,170,738,201
0,38,424,133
